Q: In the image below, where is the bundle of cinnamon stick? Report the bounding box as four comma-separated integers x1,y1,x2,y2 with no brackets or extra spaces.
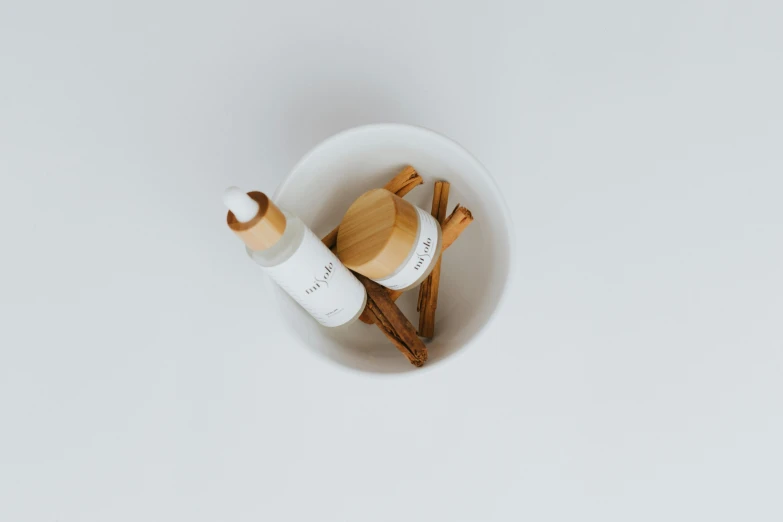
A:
321,166,474,367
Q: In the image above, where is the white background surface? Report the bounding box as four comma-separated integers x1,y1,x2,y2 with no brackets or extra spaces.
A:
1,1,782,520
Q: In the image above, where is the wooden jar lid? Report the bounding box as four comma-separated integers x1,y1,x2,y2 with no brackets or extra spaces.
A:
335,188,419,280
226,191,287,251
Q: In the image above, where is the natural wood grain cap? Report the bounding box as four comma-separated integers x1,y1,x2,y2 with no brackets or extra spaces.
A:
226,191,287,251
336,189,419,280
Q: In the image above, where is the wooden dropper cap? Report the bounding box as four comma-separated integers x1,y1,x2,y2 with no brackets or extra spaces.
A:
225,188,287,251
335,188,419,280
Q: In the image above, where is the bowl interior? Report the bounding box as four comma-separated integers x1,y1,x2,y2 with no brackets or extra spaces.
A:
273,124,512,373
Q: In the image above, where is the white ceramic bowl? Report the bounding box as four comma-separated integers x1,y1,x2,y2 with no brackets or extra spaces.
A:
273,124,514,373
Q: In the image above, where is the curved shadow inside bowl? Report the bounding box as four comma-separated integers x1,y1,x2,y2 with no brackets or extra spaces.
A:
273,124,513,374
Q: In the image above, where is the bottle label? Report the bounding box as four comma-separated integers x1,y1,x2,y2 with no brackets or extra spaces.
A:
374,207,440,290
263,228,366,327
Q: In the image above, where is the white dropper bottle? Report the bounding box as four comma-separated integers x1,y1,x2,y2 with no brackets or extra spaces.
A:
223,187,367,327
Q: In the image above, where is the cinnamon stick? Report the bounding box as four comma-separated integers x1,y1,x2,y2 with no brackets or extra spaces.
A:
357,300,382,324
440,204,474,253
359,203,474,324
417,181,450,337
321,166,422,249
383,165,423,198
356,273,428,366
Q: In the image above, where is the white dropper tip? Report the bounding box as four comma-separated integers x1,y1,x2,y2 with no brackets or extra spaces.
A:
223,186,260,223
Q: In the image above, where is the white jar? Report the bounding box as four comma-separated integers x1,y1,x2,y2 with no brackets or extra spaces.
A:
335,188,443,291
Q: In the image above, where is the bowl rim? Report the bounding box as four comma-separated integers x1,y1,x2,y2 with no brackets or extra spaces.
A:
273,122,517,375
